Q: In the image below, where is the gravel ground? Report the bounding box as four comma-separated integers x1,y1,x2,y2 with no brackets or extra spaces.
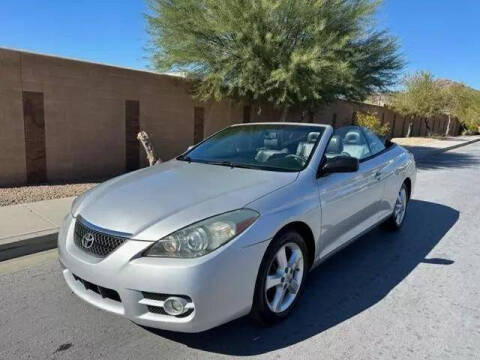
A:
0,182,98,207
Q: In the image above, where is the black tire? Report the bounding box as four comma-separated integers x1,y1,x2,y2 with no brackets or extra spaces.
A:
382,182,409,231
250,230,309,325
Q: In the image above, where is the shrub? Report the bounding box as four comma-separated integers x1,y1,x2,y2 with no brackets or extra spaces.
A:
355,112,390,136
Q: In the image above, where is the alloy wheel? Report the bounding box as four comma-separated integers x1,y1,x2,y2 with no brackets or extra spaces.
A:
394,187,407,225
265,242,305,313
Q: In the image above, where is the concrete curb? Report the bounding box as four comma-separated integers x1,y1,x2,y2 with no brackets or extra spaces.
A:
0,231,58,262
413,138,480,160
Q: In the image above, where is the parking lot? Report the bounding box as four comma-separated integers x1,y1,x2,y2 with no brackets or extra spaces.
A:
1,142,479,360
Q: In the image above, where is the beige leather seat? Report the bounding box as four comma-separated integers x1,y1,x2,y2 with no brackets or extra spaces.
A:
343,130,370,159
296,132,320,160
255,133,288,163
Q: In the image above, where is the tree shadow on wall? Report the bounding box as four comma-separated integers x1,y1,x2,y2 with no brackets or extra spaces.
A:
144,199,458,356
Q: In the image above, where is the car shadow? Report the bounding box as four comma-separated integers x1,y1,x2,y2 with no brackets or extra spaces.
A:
401,145,480,170
416,150,480,170
143,199,459,356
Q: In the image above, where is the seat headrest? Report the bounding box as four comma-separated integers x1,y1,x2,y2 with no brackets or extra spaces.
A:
344,131,361,145
307,132,320,143
264,131,281,149
264,138,279,148
326,135,343,154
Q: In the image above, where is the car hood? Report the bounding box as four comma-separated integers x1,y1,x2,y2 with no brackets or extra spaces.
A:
74,159,298,240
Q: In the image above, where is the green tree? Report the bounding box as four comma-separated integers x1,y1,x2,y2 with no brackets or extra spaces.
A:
389,71,443,137
463,99,480,134
441,83,468,136
147,0,403,120
461,90,480,134
441,83,480,135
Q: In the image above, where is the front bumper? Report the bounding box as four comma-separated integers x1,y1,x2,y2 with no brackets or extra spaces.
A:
58,214,269,333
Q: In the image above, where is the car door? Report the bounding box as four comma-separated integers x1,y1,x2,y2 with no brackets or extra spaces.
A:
361,127,392,219
316,127,385,258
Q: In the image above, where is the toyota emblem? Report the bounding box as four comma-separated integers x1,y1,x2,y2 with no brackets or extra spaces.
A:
81,233,95,249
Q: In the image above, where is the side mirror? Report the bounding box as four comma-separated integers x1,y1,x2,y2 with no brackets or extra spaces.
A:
384,138,394,147
318,156,359,177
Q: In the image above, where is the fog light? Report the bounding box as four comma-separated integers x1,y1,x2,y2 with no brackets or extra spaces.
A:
163,297,188,316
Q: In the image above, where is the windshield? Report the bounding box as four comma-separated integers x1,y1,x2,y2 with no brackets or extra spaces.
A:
178,124,325,172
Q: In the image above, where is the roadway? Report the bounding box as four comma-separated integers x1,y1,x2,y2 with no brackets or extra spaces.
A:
1,142,479,359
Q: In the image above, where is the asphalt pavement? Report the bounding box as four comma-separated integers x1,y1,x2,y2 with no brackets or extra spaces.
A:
1,142,479,360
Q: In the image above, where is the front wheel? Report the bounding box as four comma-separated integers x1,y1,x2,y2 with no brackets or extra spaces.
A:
382,183,409,231
251,231,308,325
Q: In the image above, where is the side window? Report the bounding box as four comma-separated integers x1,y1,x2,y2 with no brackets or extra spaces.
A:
326,126,371,161
363,128,386,156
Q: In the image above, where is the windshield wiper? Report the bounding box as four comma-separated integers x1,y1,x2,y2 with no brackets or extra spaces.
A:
180,158,260,170
207,160,236,168
229,163,260,170
177,155,192,163
206,161,260,170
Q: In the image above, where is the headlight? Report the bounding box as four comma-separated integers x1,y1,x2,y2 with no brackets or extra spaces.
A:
143,209,259,258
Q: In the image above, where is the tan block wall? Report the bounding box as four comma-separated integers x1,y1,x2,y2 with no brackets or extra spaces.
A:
17,51,199,181
0,48,463,186
0,50,26,185
0,48,204,185
203,99,244,137
137,77,196,167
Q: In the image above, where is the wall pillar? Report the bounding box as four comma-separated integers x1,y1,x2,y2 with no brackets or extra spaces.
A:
23,91,46,184
194,107,205,143
243,105,251,123
125,100,140,172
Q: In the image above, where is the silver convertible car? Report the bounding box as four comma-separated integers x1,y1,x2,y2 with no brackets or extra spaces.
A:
58,123,416,332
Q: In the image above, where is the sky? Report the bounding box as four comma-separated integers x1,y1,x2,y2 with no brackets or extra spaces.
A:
1,0,479,89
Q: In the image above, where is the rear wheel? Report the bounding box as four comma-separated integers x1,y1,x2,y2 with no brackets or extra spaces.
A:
251,231,308,325
383,183,409,231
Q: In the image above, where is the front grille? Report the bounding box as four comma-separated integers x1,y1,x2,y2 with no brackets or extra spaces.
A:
73,274,121,302
74,217,128,257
